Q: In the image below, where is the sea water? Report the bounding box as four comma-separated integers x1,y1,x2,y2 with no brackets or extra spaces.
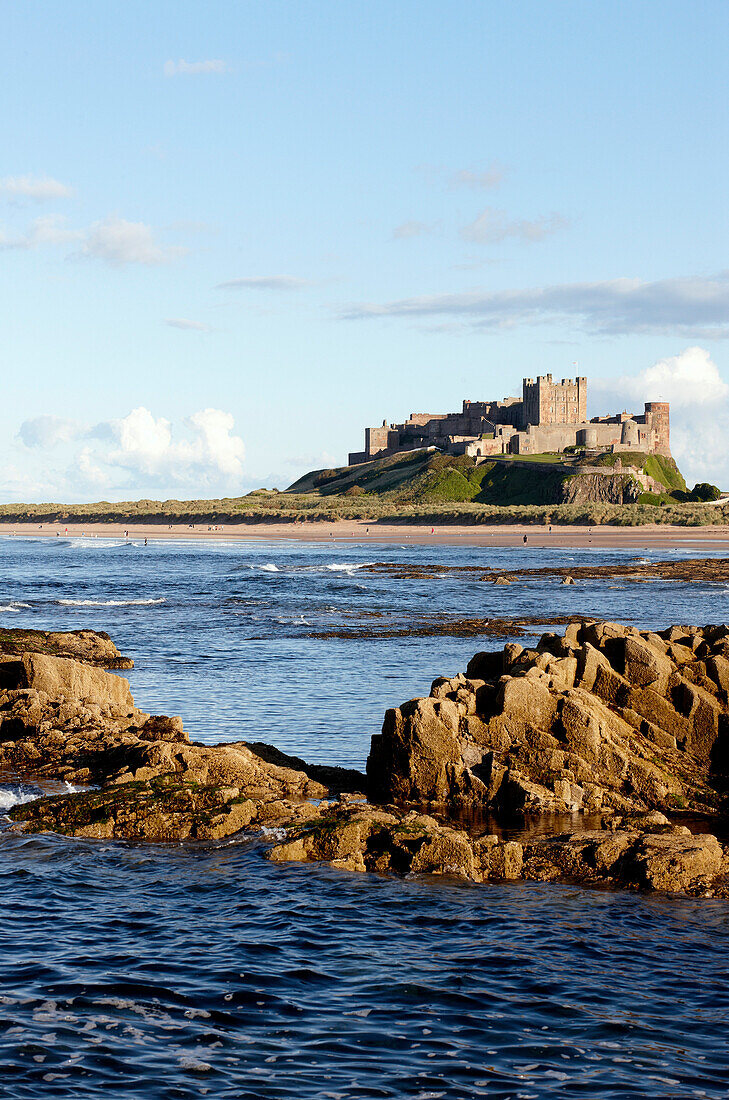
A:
0,535,728,1098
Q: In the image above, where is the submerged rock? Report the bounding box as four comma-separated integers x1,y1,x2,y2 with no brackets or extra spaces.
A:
367,620,729,818
267,803,524,882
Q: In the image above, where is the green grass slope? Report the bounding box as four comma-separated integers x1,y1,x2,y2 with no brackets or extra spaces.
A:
287,450,571,505
3,447,717,528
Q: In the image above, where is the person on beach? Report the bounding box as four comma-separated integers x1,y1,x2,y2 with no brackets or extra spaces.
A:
523,534,528,544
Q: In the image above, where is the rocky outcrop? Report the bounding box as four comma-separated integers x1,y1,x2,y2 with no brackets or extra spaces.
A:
266,804,729,896
0,627,133,669
4,621,729,897
560,472,641,505
367,620,729,817
12,774,330,842
267,805,523,880
0,652,326,801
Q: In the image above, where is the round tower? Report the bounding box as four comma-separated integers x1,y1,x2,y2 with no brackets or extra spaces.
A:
621,418,639,448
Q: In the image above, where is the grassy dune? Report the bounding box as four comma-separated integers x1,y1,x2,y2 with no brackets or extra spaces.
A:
1,450,724,527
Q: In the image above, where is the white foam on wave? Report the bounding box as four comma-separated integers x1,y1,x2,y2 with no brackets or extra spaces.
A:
0,787,39,812
325,562,373,573
0,602,31,612
57,597,166,607
67,538,127,549
259,563,279,572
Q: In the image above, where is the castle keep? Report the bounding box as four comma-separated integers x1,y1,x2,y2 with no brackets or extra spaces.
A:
348,375,670,465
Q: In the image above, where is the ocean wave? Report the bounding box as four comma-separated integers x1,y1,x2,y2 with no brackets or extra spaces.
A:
259,564,279,572
0,787,40,812
57,597,166,607
325,562,372,573
0,602,31,612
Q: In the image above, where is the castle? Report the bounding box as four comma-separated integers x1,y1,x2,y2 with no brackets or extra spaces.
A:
348,375,670,465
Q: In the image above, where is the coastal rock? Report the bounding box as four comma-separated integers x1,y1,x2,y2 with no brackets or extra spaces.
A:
266,803,522,882
522,822,725,895
0,652,327,803
4,619,729,899
266,804,726,895
10,774,326,842
17,652,135,710
367,620,729,816
0,626,133,669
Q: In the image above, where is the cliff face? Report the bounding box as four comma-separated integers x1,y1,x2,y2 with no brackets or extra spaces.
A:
560,472,641,505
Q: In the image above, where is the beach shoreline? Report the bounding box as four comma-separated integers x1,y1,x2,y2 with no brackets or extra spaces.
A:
2,519,729,549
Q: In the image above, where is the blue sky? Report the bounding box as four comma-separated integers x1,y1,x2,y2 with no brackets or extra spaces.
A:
1,0,728,501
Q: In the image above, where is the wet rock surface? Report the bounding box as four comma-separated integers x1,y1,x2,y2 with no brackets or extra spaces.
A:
300,614,584,641
14,774,329,842
266,804,729,897
362,557,729,585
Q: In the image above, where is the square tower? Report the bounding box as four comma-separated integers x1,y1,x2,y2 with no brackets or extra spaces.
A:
521,375,586,426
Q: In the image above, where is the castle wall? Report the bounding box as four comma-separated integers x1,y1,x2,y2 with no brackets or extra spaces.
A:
352,377,670,466
365,424,390,456
463,398,523,428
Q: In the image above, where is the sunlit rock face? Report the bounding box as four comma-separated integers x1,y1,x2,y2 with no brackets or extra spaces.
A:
367,620,729,817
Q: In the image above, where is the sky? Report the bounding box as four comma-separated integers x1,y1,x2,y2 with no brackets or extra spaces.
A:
1,0,728,502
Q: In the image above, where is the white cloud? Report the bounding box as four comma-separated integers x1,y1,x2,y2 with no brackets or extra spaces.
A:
593,347,729,410
342,271,729,337
392,220,434,240
460,207,568,244
185,409,246,478
3,407,248,500
0,175,74,200
17,416,85,449
593,348,729,490
215,275,311,290
0,463,70,501
165,318,211,332
92,406,246,487
0,214,185,265
164,59,228,76
75,446,109,486
0,214,82,251
80,217,187,266
451,166,504,190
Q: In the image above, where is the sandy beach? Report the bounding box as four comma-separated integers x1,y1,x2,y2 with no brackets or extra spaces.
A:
2,519,729,550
